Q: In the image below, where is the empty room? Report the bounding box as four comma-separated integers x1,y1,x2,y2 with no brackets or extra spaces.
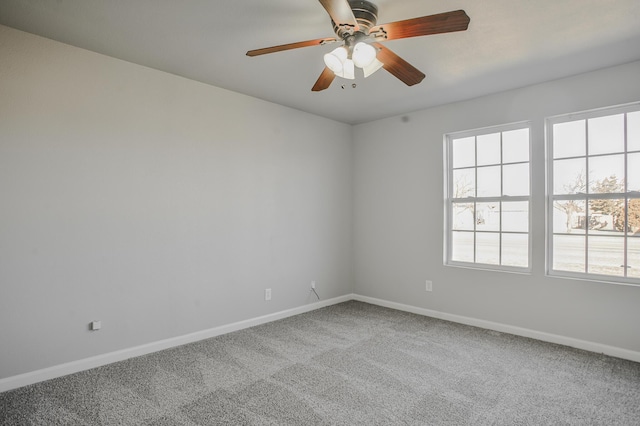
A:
1,0,639,424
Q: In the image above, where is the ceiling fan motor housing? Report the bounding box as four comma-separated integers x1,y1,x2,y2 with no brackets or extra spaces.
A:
332,0,378,38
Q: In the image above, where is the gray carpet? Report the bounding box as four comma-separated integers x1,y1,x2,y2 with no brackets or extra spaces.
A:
1,301,639,425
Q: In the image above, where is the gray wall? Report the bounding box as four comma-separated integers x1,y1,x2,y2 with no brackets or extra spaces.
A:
0,25,353,379
353,60,640,353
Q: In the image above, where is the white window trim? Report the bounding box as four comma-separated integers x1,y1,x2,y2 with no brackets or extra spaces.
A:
545,101,640,286
444,121,533,273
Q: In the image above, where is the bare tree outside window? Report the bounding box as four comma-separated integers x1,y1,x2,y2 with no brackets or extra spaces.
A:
553,170,587,232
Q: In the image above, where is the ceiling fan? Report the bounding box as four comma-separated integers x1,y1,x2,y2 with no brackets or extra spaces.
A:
246,0,470,91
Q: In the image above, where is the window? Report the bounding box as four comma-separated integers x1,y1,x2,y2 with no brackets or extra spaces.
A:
445,122,531,272
547,102,640,284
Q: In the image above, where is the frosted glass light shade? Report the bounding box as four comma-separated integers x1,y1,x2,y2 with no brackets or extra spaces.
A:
324,47,348,73
342,59,355,79
324,53,342,73
363,57,384,77
352,42,376,68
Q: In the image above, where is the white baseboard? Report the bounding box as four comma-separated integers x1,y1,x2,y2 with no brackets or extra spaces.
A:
3,293,638,393
0,294,351,393
352,294,640,363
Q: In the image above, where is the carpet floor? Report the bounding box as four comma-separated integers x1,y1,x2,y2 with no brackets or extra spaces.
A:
1,301,639,425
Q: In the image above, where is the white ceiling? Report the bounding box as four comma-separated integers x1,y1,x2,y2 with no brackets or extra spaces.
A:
1,0,639,124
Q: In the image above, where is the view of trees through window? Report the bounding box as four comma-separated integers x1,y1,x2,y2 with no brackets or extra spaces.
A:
549,106,640,281
554,173,640,233
445,103,640,284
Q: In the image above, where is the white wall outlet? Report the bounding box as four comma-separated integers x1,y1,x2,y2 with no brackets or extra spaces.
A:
265,288,272,301
90,321,101,331
311,281,316,289
425,280,433,292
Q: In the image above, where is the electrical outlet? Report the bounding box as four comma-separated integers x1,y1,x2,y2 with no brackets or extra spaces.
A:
311,281,316,289
265,288,272,301
425,280,433,292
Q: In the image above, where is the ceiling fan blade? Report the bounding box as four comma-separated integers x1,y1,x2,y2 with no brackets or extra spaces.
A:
246,38,337,57
369,10,470,41
373,43,425,86
318,0,360,30
312,67,336,91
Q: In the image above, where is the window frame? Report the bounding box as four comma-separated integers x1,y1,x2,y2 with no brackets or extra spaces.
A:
444,121,533,273
546,101,640,286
